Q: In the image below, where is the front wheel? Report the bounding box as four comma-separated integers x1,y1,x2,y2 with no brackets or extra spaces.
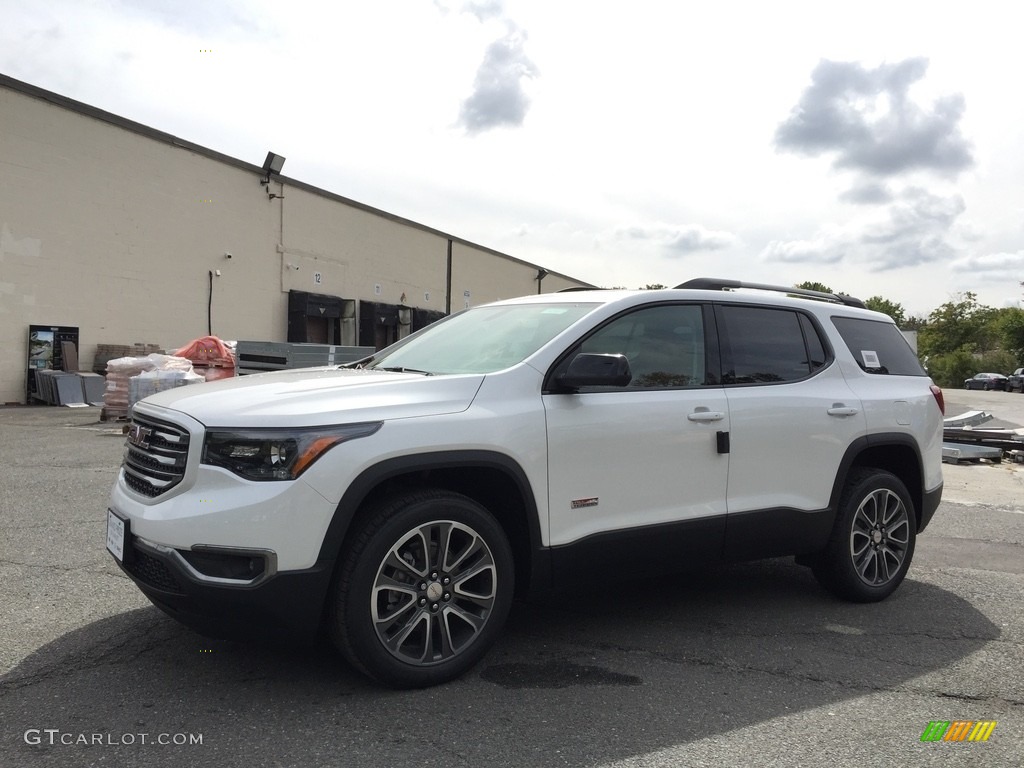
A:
812,469,916,602
330,489,514,688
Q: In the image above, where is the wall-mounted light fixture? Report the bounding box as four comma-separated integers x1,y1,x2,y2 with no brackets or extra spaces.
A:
260,151,286,185
536,268,550,294
261,152,287,200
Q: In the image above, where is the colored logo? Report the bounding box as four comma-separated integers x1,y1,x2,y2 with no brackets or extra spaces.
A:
920,721,996,742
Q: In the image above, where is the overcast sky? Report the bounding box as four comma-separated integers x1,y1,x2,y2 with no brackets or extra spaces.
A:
3,0,1024,317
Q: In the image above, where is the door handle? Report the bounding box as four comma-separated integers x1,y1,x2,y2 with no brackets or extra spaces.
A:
688,410,725,422
827,404,859,417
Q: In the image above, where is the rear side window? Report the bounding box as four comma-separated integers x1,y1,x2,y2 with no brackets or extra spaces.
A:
831,316,926,376
716,305,830,384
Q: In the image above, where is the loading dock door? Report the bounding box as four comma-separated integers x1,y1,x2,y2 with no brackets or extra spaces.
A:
288,291,354,345
359,301,399,350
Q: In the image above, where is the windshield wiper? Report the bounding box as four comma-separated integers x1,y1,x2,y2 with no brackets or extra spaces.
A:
341,356,375,369
375,366,433,376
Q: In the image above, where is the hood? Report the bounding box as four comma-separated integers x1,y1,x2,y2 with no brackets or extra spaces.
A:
135,367,485,428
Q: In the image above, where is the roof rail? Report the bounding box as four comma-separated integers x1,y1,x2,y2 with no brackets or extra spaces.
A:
675,278,867,309
556,286,607,293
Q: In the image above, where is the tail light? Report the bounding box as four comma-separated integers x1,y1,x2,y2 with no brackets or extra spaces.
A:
930,384,945,416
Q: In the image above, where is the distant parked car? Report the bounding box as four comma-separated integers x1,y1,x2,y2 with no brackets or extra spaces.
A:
1007,368,1024,392
964,372,1008,391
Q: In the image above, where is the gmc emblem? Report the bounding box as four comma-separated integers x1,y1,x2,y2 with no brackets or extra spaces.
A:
127,424,152,449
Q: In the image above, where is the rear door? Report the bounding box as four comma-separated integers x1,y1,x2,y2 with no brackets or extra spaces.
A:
714,303,866,559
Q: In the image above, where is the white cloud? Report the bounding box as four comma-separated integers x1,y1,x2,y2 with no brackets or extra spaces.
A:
618,225,737,256
458,25,538,133
775,58,973,178
952,251,1024,278
3,1,1024,315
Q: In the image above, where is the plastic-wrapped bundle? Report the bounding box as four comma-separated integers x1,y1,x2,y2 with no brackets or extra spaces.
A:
129,368,205,406
103,354,195,414
173,336,236,381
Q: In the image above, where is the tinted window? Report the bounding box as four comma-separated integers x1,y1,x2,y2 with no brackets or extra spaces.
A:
831,316,926,376
799,314,829,372
564,304,708,389
717,305,819,384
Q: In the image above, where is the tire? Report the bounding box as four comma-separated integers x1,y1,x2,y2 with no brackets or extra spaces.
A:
330,489,514,688
812,469,916,603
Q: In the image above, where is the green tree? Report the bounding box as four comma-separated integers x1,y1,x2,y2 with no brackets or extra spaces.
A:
997,307,1024,364
795,281,834,294
922,346,977,388
643,283,668,290
918,292,993,358
864,296,906,326
973,305,1003,354
928,348,1016,387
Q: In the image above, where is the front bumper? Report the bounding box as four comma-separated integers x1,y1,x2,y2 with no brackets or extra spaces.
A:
114,534,334,641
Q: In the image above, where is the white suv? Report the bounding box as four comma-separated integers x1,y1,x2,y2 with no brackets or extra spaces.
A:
107,279,945,688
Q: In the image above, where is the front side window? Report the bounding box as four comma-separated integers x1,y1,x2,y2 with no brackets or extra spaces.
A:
555,304,709,389
716,305,828,384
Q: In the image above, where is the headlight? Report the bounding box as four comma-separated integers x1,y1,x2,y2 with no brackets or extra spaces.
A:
202,422,382,481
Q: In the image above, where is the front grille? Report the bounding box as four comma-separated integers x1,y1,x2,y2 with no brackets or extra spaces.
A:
127,547,182,592
122,415,190,498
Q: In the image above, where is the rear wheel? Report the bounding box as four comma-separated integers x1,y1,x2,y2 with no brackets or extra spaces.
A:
330,489,514,688
813,469,916,602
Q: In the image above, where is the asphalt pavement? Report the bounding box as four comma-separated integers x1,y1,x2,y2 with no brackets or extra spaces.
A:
0,398,1021,768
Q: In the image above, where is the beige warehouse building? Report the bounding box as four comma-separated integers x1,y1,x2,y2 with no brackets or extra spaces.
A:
0,74,592,405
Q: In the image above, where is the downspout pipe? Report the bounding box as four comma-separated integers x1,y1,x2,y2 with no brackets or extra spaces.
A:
446,240,453,315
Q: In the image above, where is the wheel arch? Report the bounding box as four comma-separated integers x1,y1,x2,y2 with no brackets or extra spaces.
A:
830,435,926,529
317,451,547,599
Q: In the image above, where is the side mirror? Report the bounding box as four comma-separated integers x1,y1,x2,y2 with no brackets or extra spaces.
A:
557,353,632,389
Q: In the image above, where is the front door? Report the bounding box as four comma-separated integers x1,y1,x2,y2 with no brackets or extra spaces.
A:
542,303,729,581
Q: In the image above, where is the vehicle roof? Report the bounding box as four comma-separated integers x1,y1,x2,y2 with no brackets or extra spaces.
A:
487,287,891,322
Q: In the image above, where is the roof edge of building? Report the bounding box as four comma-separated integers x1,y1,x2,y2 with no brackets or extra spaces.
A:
0,72,595,288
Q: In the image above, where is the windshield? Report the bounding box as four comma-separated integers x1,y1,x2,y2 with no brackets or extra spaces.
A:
366,302,597,375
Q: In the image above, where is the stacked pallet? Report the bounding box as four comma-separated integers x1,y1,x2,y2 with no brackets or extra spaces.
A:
101,353,194,421
93,343,164,375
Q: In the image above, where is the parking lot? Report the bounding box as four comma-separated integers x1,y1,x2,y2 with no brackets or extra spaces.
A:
1,394,1022,767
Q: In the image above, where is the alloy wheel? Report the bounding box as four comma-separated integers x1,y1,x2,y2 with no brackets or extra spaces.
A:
371,520,498,666
849,487,910,587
